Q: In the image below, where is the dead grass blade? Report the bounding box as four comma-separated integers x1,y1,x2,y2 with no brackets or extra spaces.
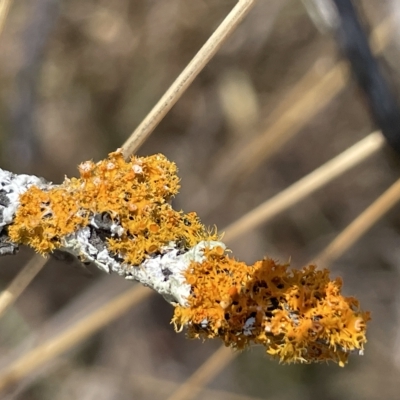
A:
121,0,256,159
214,59,349,183
0,255,47,319
223,131,384,243
0,285,151,392
0,0,12,38
132,372,264,400
214,13,395,182
314,177,400,267
165,345,235,400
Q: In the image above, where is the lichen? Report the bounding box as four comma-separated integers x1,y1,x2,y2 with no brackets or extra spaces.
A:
5,151,370,365
172,246,370,366
8,150,217,265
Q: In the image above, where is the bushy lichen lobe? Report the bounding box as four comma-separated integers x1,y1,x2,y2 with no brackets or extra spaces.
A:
173,247,370,366
8,150,216,265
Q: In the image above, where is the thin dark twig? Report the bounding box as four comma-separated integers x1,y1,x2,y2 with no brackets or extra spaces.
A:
332,0,400,152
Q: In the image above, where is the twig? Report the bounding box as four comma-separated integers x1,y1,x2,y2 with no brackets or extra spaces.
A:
223,131,384,243
121,0,256,159
0,150,369,385
314,177,400,267
331,0,400,153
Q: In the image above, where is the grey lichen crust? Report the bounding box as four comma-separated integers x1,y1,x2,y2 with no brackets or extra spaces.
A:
125,241,226,306
62,221,225,306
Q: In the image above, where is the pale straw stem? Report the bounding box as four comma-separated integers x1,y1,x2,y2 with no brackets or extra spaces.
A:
165,345,235,400
218,12,394,180
0,0,12,39
0,285,151,392
223,131,384,243
121,0,256,159
314,177,400,267
0,255,47,318
133,373,264,400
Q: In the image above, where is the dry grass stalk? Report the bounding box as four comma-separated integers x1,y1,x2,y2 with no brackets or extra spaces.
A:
0,255,47,318
0,0,12,38
223,131,384,243
215,12,395,181
0,285,151,392
121,0,257,159
165,345,235,400
131,372,265,400
314,177,400,267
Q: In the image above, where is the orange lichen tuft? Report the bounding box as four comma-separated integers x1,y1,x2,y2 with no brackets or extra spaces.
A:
8,150,217,263
172,246,370,366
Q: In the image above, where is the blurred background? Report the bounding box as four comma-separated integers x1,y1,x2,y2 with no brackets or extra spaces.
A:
1,0,400,399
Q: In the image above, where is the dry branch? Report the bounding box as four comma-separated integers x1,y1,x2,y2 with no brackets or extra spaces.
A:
0,150,369,367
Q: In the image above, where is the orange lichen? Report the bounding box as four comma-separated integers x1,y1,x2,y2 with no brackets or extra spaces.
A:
6,150,370,365
172,246,370,366
8,150,217,264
